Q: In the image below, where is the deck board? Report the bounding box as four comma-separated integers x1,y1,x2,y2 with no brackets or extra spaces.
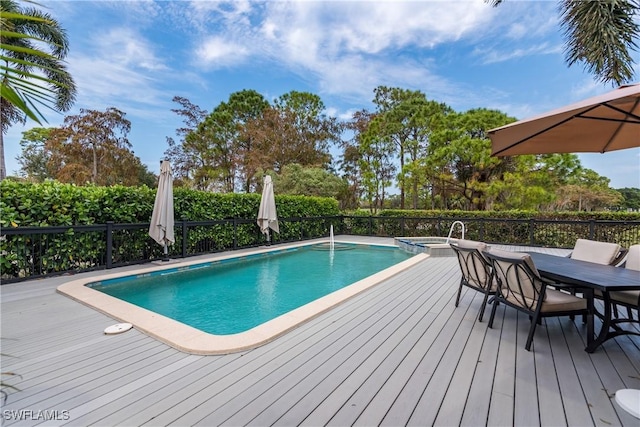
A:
1,238,638,427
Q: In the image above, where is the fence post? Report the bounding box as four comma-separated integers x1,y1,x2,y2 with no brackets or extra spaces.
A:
589,220,595,240
479,218,485,241
181,217,188,258
529,219,535,246
233,217,238,249
106,221,113,269
401,217,405,236
369,216,373,236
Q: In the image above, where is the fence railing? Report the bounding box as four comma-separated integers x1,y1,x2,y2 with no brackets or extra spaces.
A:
2,216,638,284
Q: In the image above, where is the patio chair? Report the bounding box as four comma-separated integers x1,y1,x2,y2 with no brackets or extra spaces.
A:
485,248,589,351
450,239,497,321
564,239,625,320
568,238,625,266
609,244,640,321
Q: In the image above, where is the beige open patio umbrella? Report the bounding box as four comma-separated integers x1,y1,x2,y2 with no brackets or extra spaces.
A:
149,160,175,260
489,83,640,157
257,175,279,244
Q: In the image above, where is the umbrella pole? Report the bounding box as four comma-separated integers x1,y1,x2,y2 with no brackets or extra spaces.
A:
163,241,169,261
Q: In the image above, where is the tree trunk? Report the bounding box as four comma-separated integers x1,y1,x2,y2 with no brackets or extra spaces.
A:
92,143,97,183
399,147,405,209
0,130,5,180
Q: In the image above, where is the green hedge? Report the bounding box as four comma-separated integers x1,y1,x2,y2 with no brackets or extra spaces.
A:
0,181,340,281
0,180,340,227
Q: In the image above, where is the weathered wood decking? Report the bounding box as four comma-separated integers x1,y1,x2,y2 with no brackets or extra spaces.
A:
1,237,639,426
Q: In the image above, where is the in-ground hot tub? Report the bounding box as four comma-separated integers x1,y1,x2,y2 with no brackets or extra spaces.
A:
395,237,457,257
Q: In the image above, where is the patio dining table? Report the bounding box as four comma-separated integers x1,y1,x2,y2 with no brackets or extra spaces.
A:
528,252,640,353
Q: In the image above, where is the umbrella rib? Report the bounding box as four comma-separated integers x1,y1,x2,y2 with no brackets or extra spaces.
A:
599,98,640,153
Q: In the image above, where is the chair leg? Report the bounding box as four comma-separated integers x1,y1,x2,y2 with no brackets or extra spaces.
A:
525,314,539,351
455,278,464,307
488,298,499,328
478,291,491,322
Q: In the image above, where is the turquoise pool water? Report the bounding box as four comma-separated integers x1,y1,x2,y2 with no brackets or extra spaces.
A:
90,244,413,335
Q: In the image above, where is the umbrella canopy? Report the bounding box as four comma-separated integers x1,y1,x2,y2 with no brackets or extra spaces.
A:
148,160,175,248
257,175,279,238
489,84,640,157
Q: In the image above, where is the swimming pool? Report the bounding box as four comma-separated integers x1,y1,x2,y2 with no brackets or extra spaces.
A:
58,240,428,354
89,244,413,335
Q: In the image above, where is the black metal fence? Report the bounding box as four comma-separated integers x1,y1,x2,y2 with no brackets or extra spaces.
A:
2,215,638,284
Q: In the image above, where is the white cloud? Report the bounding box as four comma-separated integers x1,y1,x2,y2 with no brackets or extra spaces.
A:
69,55,168,109
476,42,562,64
94,28,168,72
195,37,251,68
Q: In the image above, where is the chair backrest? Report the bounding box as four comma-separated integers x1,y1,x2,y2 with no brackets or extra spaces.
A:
625,244,640,271
450,240,491,291
484,249,545,311
570,239,622,265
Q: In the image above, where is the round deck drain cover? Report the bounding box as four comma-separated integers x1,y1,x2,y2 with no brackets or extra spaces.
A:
615,389,640,419
104,323,133,335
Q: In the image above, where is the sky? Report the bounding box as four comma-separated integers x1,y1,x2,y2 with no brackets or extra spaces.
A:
5,0,640,189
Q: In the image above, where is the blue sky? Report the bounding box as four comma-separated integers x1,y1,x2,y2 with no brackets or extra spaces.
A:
5,0,639,189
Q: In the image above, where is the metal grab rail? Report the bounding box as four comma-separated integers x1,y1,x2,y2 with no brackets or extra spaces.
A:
446,221,466,244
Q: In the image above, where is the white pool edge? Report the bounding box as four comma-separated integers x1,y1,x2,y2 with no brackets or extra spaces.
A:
57,241,429,355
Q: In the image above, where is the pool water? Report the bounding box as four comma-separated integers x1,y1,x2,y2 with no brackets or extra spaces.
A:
90,244,413,335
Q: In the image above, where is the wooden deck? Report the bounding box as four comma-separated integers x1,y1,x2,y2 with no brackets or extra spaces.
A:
1,237,639,426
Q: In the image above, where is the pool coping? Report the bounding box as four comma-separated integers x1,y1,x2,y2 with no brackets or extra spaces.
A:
57,240,429,355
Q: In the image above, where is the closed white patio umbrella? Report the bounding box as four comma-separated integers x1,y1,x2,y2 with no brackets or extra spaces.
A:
149,160,175,260
257,175,279,245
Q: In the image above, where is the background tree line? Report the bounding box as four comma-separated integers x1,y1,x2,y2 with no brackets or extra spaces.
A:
12,84,637,213
3,0,638,213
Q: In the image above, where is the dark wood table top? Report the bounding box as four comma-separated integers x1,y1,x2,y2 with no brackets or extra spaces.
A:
528,252,640,292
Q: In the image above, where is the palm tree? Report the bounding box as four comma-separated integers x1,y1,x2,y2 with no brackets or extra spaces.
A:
488,0,639,86
0,0,77,180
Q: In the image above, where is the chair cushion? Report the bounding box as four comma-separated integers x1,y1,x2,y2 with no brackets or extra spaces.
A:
571,239,621,265
609,290,640,307
485,248,540,277
485,248,543,302
625,245,640,271
456,239,487,252
540,288,588,312
454,240,494,290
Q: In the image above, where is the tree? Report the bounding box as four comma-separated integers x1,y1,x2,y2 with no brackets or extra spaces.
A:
426,108,516,210
488,0,639,85
366,86,453,209
46,108,144,186
357,111,397,213
561,168,623,211
213,89,269,192
616,187,640,210
339,111,369,210
273,163,347,198
244,91,340,183
15,126,53,181
1,0,77,180
164,96,209,188
166,91,269,192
